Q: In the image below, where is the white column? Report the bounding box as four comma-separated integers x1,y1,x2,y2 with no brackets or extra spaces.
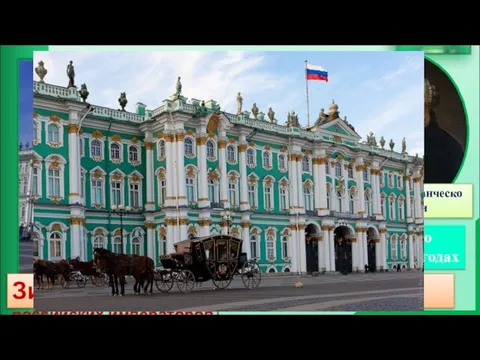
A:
218,138,229,208
330,164,337,211
408,230,415,269
405,175,412,221
241,220,251,259
145,221,155,259
298,224,307,273
318,234,326,271
341,162,349,211
145,142,155,211
354,231,362,271
371,169,380,216
222,219,229,235
179,218,188,242
296,157,305,212
199,221,210,237
317,158,328,213
290,223,298,273
355,163,365,215
165,134,176,207
413,176,422,221
68,123,81,204
416,231,424,268
197,135,209,208
379,228,387,270
69,217,82,259
166,219,176,253
362,230,368,269
238,142,250,211
329,227,335,271
176,132,187,206
321,225,331,271
289,154,298,213
313,158,321,211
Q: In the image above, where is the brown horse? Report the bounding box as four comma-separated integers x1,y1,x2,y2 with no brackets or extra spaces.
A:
34,259,71,290
93,248,154,296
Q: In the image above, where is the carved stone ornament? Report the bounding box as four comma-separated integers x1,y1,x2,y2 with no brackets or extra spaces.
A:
35,61,48,83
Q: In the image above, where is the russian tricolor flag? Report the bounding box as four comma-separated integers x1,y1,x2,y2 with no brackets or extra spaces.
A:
306,63,328,82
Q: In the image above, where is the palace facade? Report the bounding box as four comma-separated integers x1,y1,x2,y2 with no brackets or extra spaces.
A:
28,74,424,274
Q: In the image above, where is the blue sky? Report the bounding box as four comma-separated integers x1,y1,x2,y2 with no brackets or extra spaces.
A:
19,60,33,146
24,50,424,155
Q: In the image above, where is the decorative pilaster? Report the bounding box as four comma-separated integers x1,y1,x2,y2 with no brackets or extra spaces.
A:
405,174,413,222
330,162,337,211
298,223,306,272
144,220,155,259
198,218,212,237
69,216,84,258
415,230,424,268
68,123,81,204
379,227,388,270
164,133,176,207
340,159,349,211
241,217,251,259
317,157,328,215
145,141,155,211
328,225,335,271
321,224,331,271
176,132,187,206
164,217,178,253
196,135,209,208
238,143,249,211
408,230,415,269
218,138,229,208
355,162,365,215
371,168,382,218
296,155,305,213
413,175,423,222
355,227,365,270
312,158,321,211
289,154,298,214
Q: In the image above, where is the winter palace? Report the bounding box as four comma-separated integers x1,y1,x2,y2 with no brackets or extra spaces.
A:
22,63,425,274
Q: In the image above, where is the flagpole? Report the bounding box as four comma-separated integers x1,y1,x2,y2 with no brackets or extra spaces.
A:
305,60,310,127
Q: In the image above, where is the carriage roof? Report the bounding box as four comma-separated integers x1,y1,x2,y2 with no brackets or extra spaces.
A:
175,234,243,246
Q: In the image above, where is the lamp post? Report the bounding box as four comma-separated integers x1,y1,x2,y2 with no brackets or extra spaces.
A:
220,210,233,235
111,204,132,253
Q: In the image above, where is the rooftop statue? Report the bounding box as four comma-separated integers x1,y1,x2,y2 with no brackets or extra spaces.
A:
236,92,243,115
35,61,47,83
66,61,75,88
118,92,128,112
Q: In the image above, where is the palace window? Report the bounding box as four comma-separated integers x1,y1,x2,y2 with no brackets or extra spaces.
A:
381,196,386,216
159,235,167,256
349,193,355,214
80,171,85,201
128,146,139,163
32,167,39,195
326,185,331,209
93,235,106,249
186,177,196,204
365,191,372,216
326,163,330,175
33,234,39,258
208,179,219,204
266,235,276,260
409,178,413,190
400,238,407,260
263,151,271,168
264,184,273,210
184,138,194,156
304,185,313,211
227,145,236,163
281,235,289,259
280,187,288,211
21,205,26,220
22,176,28,195
379,172,384,187
206,140,215,159
389,197,396,221
91,179,103,206
248,183,257,208
79,137,84,157
398,199,405,221
158,140,166,159
302,156,310,172
129,183,140,208
48,169,61,197
278,154,286,171
390,236,398,260
410,197,415,218
348,165,354,178
113,236,123,254
228,181,238,207
335,162,342,177
388,173,394,187
111,181,122,206
158,179,166,205
397,175,403,189
110,143,121,161
363,168,369,182
47,124,60,143
336,190,344,212
91,140,102,158
250,235,259,260
131,237,141,255
33,121,38,141
246,148,255,167
49,232,62,259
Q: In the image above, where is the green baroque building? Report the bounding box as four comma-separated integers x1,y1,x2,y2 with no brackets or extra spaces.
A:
27,70,424,274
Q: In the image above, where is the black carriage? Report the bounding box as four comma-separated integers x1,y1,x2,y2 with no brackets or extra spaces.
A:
156,235,261,293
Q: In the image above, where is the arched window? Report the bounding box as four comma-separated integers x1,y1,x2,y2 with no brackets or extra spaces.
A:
93,235,106,249
49,232,62,259
388,173,394,187
365,191,372,216
208,179,219,203
184,138,194,156
363,168,369,182
389,197,396,220
47,124,59,143
268,268,276,273
266,235,275,260
336,190,343,212
281,235,289,259
247,181,257,208
381,195,386,216
113,236,122,254
91,140,101,158
348,165,354,178
326,162,330,175
263,152,271,167
47,168,61,197
229,177,238,207
398,198,405,221
302,156,310,172
304,184,313,211
159,235,167,256
246,148,255,166
128,146,138,162
349,193,355,213
278,154,286,171
206,140,215,158
110,143,121,160
390,236,398,260
131,237,141,255
22,176,29,194
158,140,166,158
158,179,166,205
250,235,259,260
379,172,385,187
400,239,407,259
284,267,291,273
326,185,331,209
186,176,196,204
33,233,39,258
227,145,236,162
21,205,26,219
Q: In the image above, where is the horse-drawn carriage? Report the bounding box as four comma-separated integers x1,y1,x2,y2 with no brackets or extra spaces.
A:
155,235,261,293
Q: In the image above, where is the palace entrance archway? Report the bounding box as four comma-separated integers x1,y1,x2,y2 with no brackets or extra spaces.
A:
305,224,320,274
367,227,378,271
334,226,353,274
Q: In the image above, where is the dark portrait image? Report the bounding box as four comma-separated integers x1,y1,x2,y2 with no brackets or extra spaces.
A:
424,59,466,183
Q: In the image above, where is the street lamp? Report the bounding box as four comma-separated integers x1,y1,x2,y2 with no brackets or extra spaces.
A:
220,210,233,235
111,204,132,253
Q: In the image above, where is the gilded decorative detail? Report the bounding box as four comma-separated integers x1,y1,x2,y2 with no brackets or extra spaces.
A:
304,150,311,156
311,158,318,165
250,228,259,235
265,177,273,187
413,177,422,183
356,227,366,233
298,224,306,230
355,165,365,171
343,164,349,170
49,115,61,122
406,175,412,181
164,218,178,226
321,225,329,231
52,223,62,231
350,237,357,242
248,140,255,147
111,134,122,142
51,156,59,162
208,171,220,181
95,229,104,235
327,225,335,231
196,136,207,146
156,133,164,139
79,128,84,135
112,173,122,181
333,135,342,142
228,138,236,144
349,187,356,194
157,169,165,180
176,132,185,141
164,134,175,142
280,146,287,153
318,158,327,165
131,175,140,182
188,225,197,234
131,136,138,144
289,224,297,230
264,145,271,151
68,123,79,133
186,129,194,136
32,159,41,165
240,221,251,228
199,219,212,227
229,172,237,182
280,179,288,188
33,111,39,119
248,176,257,184
159,227,167,236
145,142,154,150
408,231,414,235
379,228,387,234
69,217,83,225
115,229,123,236
93,170,103,179
375,239,380,243
49,161,60,169
238,144,247,152
207,113,220,134
330,162,335,168
92,130,104,139
231,227,240,237
220,220,229,227
217,140,227,149
186,166,195,178
304,181,311,189
415,231,423,236
208,133,216,139
179,218,188,225
267,228,275,236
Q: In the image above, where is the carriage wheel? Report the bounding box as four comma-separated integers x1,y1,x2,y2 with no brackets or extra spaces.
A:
61,276,69,289
177,270,195,294
91,274,102,287
241,261,261,289
212,277,233,290
155,271,174,293
76,275,87,288
102,273,110,287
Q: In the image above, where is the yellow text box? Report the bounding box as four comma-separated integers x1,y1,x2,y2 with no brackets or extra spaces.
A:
424,184,473,218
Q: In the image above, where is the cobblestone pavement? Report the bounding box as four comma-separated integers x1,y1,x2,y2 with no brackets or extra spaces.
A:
34,272,424,312
19,241,33,273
